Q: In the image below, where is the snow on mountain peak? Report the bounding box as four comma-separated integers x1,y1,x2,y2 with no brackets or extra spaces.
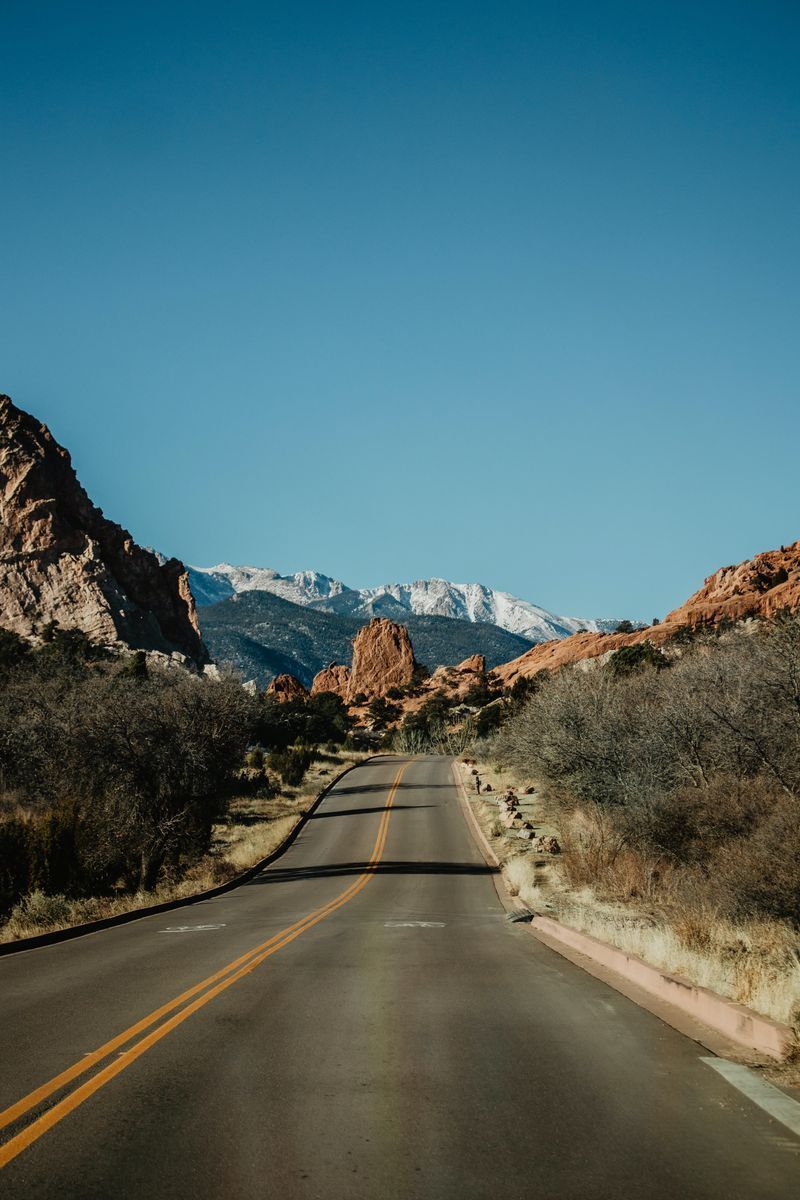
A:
187,563,630,644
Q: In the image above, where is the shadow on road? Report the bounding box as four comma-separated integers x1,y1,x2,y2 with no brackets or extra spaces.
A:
310,805,435,819
332,782,454,797
250,860,498,884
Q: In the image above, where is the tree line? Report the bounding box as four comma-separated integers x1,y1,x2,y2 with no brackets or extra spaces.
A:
0,627,352,918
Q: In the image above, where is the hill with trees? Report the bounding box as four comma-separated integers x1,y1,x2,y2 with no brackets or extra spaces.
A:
198,590,534,686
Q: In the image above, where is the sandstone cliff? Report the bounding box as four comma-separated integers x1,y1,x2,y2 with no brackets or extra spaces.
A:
311,662,351,699
493,541,800,686
266,673,310,703
454,653,486,674
0,395,207,664
309,621,417,706
346,618,417,702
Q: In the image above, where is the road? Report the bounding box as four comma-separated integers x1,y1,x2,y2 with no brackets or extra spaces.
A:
0,755,797,1198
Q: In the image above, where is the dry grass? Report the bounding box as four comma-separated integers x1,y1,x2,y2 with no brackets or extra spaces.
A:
460,758,800,1032
223,815,299,873
1,749,371,945
552,892,800,1029
504,854,550,911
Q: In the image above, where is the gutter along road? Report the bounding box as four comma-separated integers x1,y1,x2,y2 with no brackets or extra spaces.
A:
1,756,798,1197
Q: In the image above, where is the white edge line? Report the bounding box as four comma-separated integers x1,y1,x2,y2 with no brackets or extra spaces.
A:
701,1057,800,1138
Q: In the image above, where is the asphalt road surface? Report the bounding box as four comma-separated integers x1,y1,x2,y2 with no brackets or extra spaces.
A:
1,755,798,1198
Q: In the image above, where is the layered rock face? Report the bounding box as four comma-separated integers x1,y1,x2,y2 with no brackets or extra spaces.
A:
494,541,800,686
455,653,486,674
266,673,309,703
426,653,488,700
311,662,351,699
346,618,416,702
664,543,800,627
0,396,207,665
309,621,417,703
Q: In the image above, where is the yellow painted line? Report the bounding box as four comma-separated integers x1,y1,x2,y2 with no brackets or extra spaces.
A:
0,818,377,1132
0,765,404,1169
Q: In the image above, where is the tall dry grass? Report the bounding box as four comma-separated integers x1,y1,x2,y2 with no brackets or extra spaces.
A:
552,891,800,1028
462,760,800,1031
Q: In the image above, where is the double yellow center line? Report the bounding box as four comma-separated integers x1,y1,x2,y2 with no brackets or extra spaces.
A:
0,764,405,1169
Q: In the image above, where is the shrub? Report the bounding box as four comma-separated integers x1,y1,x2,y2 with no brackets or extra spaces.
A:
268,744,313,788
476,702,504,738
0,627,31,671
252,692,352,751
367,697,400,727
463,675,493,708
8,890,73,931
0,820,32,916
117,650,148,681
0,651,257,904
494,615,800,928
608,642,669,676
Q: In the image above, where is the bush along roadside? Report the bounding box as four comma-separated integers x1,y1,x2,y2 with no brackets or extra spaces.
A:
457,615,800,1035
0,625,365,943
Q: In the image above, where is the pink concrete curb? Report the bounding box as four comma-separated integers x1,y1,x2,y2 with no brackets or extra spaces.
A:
451,761,501,869
531,915,796,1061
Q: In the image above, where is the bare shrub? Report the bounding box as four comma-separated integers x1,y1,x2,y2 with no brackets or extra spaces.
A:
0,644,258,910
495,615,800,931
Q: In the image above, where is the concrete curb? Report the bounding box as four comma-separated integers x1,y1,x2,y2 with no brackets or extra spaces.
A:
450,761,501,869
530,916,796,1062
450,761,526,916
0,754,387,958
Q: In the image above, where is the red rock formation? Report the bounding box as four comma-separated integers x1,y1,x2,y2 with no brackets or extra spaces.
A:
266,673,309,703
425,652,489,702
455,653,486,673
0,395,207,664
664,542,800,627
346,618,416,702
311,662,351,699
494,541,800,686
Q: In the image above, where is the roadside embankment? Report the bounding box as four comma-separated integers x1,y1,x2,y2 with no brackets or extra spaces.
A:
454,758,800,1061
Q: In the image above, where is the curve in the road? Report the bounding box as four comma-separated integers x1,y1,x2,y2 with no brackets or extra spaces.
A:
0,764,405,1169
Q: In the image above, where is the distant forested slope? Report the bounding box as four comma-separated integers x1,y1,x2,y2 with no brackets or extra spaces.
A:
199,591,534,686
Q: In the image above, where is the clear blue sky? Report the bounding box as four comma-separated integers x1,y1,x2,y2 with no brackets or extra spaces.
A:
2,2,798,620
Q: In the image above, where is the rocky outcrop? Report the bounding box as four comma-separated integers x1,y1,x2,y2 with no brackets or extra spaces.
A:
266,673,309,703
346,618,416,702
493,628,643,685
455,653,486,674
426,651,490,702
494,541,800,686
0,395,207,665
664,542,800,627
311,662,351,699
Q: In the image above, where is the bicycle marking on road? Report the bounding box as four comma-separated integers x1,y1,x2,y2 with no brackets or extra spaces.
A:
159,924,227,933
384,921,446,928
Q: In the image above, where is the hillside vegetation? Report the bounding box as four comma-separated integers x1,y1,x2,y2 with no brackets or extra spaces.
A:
487,617,800,1024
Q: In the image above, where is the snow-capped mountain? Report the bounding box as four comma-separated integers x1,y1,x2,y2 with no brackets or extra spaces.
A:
188,564,630,644
188,564,348,608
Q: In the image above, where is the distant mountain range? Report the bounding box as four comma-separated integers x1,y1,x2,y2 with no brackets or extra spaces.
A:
188,564,627,643
197,591,536,688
